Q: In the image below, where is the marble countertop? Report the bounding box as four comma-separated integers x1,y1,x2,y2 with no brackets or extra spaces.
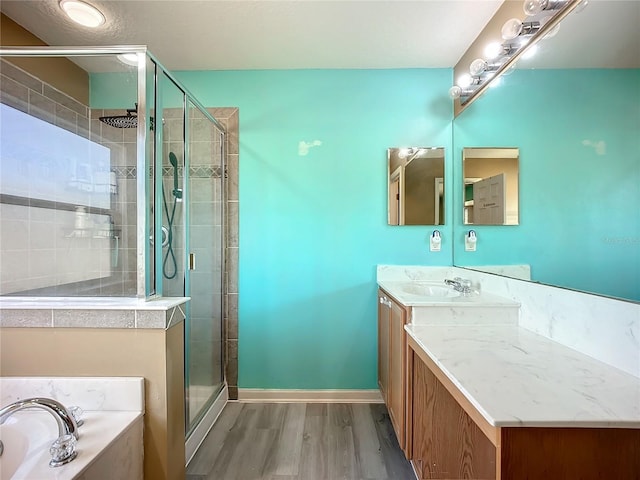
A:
406,324,640,428
378,280,519,308
0,296,189,310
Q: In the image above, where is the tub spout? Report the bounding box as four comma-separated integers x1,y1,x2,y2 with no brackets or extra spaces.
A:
0,397,79,440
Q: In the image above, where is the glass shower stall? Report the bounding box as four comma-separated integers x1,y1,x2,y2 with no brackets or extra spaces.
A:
0,46,226,453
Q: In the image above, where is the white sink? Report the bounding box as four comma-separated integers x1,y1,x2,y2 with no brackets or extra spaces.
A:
400,283,459,298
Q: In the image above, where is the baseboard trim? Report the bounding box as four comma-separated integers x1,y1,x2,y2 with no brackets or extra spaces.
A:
237,388,383,403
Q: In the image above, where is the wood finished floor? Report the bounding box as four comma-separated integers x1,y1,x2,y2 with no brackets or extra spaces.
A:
186,402,416,480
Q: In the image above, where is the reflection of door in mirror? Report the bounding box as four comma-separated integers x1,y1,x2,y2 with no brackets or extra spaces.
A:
473,174,505,225
387,147,445,226
463,148,519,225
389,173,401,225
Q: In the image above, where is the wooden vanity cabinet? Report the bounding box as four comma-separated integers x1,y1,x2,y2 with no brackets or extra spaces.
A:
378,288,409,454
406,336,640,480
408,342,496,479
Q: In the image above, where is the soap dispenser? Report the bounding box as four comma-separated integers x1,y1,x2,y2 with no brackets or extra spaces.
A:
430,230,442,252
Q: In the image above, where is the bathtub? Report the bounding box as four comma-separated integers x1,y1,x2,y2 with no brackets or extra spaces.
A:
0,377,144,479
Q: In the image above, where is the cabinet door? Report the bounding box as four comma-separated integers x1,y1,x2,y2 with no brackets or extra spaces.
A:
411,348,495,479
377,291,390,403
388,297,406,451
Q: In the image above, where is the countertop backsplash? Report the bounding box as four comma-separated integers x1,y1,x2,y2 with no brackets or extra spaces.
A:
377,265,640,378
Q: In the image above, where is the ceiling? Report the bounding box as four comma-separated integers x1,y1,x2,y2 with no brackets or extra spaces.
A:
1,1,637,73
0,0,505,71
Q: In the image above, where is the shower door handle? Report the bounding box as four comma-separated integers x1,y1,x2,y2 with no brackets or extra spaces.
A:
189,253,196,270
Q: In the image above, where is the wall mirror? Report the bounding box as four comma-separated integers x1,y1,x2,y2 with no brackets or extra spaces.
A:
452,0,639,302
387,147,445,226
463,147,519,225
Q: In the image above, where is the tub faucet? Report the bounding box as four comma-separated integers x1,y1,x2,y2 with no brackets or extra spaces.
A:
444,277,473,295
0,397,79,440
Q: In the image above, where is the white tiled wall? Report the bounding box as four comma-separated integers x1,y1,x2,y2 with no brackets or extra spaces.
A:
0,59,137,296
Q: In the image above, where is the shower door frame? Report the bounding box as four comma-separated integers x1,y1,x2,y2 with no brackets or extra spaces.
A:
150,57,229,449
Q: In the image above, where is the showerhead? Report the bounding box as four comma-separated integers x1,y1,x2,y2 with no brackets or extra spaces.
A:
168,152,183,200
98,104,155,130
169,152,178,168
99,107,137,129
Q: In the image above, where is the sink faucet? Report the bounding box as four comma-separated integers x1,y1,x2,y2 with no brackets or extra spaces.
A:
0,397,79,440
444,277,474,295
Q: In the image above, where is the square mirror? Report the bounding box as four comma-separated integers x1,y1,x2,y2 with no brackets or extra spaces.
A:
387,147,445,226
463,147,519,225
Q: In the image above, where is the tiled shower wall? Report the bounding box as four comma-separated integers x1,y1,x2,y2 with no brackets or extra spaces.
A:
207,107,239,400
0,59,136,295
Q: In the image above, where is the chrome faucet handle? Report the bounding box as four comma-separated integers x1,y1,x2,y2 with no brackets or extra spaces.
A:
68,406,84,427
49,434,78,467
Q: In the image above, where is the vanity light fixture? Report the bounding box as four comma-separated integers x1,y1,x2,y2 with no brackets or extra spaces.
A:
457,73,473,88
449,0,587,106
484,42,518,60
523,0,565,15
470,58,502,77
501,18,541,41
397,148,412,159
448,85,474,100
59,0,106,28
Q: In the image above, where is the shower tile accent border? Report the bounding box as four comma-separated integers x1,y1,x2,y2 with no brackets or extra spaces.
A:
111,166,222,179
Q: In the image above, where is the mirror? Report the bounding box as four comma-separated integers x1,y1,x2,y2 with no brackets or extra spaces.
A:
387,147,445,225
463,147,519,225
453,1,639,302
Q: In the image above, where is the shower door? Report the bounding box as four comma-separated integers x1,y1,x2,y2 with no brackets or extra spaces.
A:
185,100,225,431
159,75,224,434
159,75,185,299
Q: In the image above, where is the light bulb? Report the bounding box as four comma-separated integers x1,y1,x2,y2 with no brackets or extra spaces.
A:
470,58,502,77
59,0,105,27
502,19,540,40
502,18,523,40
484,42,503,60
398,148,410,159
457,73,473,88
469,58,488,76
448,86,462,99
523,0,548,16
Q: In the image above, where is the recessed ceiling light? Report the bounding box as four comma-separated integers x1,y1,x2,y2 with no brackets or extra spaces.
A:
117,53,139,67
59,0,106,28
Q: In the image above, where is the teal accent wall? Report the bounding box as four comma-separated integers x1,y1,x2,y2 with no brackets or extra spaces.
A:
92,69,454,389
453,69,640,301
89,66,639,388
173,69,454,389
